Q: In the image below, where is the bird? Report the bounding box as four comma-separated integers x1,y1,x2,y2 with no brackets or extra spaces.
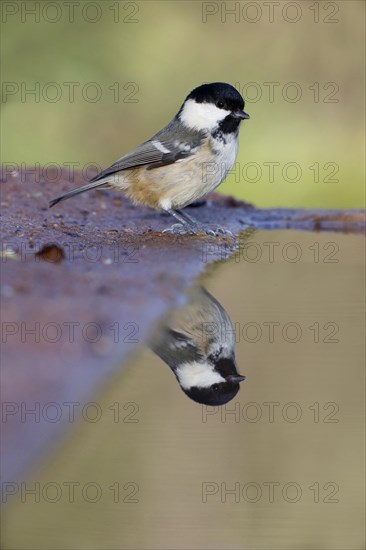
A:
150,286,245,406
49,82,250,235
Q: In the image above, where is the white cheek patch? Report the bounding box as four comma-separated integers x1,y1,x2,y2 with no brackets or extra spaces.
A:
152,140,170,154
180,99,230,131
176,361,225,390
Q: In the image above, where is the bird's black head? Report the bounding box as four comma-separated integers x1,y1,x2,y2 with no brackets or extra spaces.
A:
183,376,245,406
179,82,250,133
187,82,245,112
175,356,246,407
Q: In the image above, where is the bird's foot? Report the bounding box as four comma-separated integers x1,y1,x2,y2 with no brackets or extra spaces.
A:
197,225,234,237
162,223,198,235
162,224,233,237
210,226,234,237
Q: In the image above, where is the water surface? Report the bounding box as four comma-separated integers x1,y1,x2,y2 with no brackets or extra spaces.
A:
3,230,365,549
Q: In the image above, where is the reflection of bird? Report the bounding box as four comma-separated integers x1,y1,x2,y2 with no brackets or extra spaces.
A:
49,82,249,235
150,286,245,406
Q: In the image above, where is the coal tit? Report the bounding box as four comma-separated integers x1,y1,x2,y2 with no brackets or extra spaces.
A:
49,82,250,235
150,286,245,406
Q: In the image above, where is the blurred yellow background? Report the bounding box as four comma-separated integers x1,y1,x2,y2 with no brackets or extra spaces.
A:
1,0,365,208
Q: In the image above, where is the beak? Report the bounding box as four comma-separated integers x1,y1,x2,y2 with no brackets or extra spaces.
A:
228,374,246,384
233,110,250,120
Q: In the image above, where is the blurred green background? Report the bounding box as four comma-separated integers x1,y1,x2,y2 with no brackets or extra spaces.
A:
1,0,365,208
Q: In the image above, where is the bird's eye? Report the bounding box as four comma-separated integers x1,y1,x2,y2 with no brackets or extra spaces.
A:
216,100,224,109
212,384,220,391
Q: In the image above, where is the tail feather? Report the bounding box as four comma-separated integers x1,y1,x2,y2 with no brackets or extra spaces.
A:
49,180,106,208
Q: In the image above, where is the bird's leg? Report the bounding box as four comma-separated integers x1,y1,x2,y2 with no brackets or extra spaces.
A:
162,208,232,236
169,209,197,229
175,209,205,229
172,209,217,236
175,209,233,236
162,208,200,235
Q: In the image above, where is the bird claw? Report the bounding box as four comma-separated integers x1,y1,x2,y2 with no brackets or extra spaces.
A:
163,224,197,235
212,227,234,237
184,223,229,237
198,225,233,237
202,227,217,236
162,224,233,237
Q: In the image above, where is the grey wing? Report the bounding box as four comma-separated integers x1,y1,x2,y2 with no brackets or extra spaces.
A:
90,119,204,183
151,328,204,370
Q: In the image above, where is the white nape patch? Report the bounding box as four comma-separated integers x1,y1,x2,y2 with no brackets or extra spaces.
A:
159,197,172,210
180,99,230,131
176,361,225,390
174,141,192,152
152,140,170,154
